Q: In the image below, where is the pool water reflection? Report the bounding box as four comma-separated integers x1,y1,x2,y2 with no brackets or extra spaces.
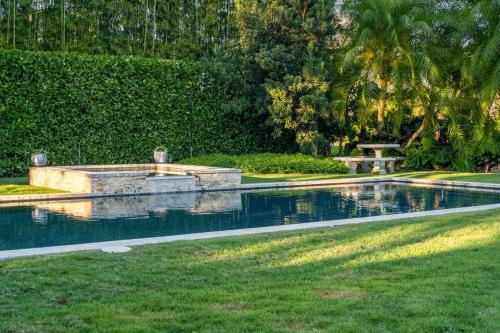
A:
1,184,499,251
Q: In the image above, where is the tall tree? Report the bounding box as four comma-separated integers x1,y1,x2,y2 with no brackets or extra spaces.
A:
342,0,433,136
0,0,238,59
60,0,65,49
234,0,340,155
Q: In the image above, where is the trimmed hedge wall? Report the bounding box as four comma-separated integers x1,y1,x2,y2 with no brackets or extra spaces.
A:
0,49,261,176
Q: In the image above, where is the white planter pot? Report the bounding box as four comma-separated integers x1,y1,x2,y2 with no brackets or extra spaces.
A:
31,153,47,167
154,151,169,163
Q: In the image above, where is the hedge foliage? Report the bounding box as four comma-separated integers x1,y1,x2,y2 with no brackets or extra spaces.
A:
178,153,348,174
0,49,262,176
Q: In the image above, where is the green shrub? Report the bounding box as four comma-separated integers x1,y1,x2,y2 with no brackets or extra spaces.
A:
179,153,348,174
403,142,454,170
0,49,263,176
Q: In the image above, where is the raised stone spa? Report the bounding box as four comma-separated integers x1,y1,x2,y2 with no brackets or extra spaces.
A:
29,163,241,195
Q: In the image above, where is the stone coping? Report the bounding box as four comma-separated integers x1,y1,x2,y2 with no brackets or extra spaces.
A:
1,203,499,260
357,144,401,149
333,157,397,161
31,163,241,175
1,176,499,205
164,163,241,174
147,175,194,181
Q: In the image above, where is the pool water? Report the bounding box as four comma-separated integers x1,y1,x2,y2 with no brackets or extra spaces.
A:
1,184,498,251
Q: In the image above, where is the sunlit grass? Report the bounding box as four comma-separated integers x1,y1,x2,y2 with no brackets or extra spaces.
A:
1,209,499,332
242,171,500,184
394,171,500,183
0,177,62,195
0,184,64,195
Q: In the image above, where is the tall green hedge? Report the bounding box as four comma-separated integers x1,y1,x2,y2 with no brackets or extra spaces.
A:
0,49,261,176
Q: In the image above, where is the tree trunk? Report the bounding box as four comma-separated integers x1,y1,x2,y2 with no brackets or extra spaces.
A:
7,0,10,46
405,120,426,148
61,0,66,50
152,0,157,54
311,116,319,156
12,0,16,49
489,92,499,119
143,0,149,55
377,74,387,136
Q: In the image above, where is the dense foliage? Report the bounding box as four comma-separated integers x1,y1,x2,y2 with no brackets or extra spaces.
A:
178,153,348,174
209,0,498,170
231,0,339,155
1,0,498,172
0,49,263,176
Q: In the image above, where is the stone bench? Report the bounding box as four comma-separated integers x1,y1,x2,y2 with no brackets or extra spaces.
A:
334,157,397,175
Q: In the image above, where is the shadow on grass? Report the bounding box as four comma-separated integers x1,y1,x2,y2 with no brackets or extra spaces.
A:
195,210,494,269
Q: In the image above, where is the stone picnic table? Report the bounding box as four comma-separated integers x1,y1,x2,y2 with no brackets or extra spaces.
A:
334,144,403,175
357,144,401,158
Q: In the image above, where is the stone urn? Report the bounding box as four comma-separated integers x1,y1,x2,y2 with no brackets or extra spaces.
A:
154,147,169,164
31,152,47,167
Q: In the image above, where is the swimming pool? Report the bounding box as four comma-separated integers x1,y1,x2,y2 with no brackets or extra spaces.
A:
1,184,499,251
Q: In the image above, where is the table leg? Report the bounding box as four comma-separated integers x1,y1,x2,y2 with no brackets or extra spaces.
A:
387,161,395,173
345,161,358,174
374,149,383,158
372,160,387,174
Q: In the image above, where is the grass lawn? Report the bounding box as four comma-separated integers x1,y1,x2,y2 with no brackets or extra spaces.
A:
241,173,377,183
1,209,499,332
0,177,63,196
242,171,500,184
394,171,500,183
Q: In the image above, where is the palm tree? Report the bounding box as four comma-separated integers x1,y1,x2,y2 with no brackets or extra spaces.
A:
393,0,498,170
342,0,433,136
451,0,499,170
462,0,499,118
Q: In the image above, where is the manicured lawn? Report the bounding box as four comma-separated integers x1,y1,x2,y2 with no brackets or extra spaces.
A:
0,177,63,196
241,173,377,184
1,209,499,332
394,171,500,184
242,171,500,184
0,185,63,195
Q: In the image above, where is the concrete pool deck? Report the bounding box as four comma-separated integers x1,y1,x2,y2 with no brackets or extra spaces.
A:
1,177,499,260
